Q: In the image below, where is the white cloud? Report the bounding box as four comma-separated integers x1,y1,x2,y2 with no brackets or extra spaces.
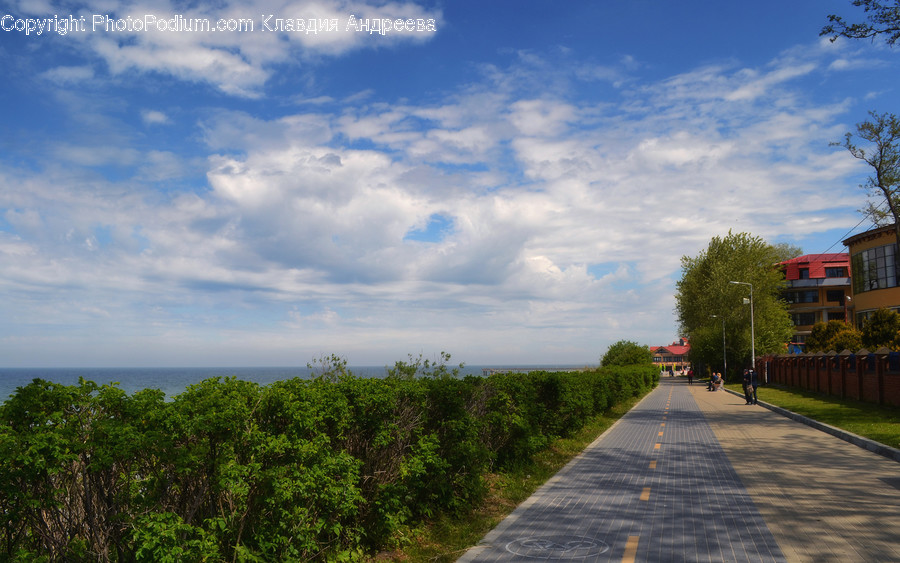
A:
141,109,170,125
31,0,442,97
40,65,95,84
0,38,879,365
725,63,818,102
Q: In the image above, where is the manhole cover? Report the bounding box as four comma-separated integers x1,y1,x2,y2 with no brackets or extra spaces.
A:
506,535,610,558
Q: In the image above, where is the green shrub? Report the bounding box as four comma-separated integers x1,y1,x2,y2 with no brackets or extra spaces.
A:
0,363,657,559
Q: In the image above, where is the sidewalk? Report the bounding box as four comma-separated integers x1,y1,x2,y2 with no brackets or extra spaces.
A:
692,382,900,562
458,378,900,562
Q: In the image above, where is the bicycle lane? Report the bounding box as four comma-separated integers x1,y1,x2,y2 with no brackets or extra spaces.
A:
458,378,784,562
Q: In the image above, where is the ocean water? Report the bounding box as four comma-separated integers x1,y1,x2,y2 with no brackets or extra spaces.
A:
0,364,590,403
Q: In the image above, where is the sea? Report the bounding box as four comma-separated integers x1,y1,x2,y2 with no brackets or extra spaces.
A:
0,365,592,403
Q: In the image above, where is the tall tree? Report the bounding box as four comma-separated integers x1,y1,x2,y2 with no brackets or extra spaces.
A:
676,231,793,378
835,111,900,241
821,0,900,46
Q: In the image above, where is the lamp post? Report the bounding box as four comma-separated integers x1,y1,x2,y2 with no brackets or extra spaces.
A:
845,295,852,326
730,281,755,371
710,315,726,377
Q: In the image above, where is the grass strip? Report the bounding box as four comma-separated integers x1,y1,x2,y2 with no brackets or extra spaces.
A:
726,382,900,450
379,394,645,562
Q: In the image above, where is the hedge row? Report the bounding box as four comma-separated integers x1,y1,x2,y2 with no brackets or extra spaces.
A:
0,365,658,561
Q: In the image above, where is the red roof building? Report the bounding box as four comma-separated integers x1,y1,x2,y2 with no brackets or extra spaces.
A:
651,338,690,370
779,253,851,351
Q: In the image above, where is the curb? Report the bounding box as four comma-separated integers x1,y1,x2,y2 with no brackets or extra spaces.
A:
723,387,900,464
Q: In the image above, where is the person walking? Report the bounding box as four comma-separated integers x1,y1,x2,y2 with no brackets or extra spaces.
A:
742,369,753,405
750,368,759,405
687,368,693,385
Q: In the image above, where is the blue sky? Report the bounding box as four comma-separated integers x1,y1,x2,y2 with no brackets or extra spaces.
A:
0,0,896,367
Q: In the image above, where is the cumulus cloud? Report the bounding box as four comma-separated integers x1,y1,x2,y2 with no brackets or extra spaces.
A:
0,36,876,365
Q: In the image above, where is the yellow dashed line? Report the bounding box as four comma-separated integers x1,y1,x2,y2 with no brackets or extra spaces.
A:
658,431,664,436
640,487,651,501
654,443,661,450
622,535,640,562
660,422,665,427
649,460,657,469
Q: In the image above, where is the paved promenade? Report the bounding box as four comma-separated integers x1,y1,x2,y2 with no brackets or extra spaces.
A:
458,378,900,562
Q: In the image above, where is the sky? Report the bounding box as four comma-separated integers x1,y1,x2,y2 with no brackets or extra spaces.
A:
0,0,897,368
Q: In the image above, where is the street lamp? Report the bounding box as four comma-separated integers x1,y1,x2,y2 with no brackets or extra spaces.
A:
730,281,755,371
710,315,726,377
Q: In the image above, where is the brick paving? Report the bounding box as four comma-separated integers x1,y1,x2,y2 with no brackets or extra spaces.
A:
693,383,900,562
459,377,900,562
458,378,784,562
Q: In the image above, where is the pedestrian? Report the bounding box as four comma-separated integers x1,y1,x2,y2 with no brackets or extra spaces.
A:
742,369,752,405
687,368,693,385
750,369,759,405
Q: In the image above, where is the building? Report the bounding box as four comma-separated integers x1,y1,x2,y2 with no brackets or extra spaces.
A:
779,253,852,351
843,224,900,326
651,339,690,371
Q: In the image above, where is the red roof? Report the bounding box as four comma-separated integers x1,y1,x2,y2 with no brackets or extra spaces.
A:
651,341,690,356
780,253,849,281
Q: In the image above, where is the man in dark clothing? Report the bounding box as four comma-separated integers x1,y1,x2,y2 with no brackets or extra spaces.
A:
742,369,753,405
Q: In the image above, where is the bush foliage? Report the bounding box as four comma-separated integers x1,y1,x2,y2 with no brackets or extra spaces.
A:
600,340,654,367
0,363,657,561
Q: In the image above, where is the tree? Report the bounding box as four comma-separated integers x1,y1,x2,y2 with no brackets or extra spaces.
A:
835,112,900,241
676,231,794,378
861,307,900,349
821,1,900,46
772,242,805,262
806,320,863,352
601,340,653,367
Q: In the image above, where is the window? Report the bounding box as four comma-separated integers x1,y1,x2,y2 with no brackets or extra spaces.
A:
825,290,844,303
851,244,899,294
785,290,818,304
825,267,848,278
791,312,817,326
798,268,810,279
827,311,845,322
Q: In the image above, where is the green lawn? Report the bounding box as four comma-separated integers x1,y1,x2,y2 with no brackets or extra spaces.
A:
726,383,900,450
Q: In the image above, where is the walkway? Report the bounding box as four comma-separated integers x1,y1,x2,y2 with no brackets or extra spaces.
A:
458,378,900,562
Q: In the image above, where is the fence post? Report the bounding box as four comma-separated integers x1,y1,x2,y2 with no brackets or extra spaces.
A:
813,353,820,393
876,347,890,406
840,350,854,399
826,351,836,396
802,355,810,390
855,350,866,401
